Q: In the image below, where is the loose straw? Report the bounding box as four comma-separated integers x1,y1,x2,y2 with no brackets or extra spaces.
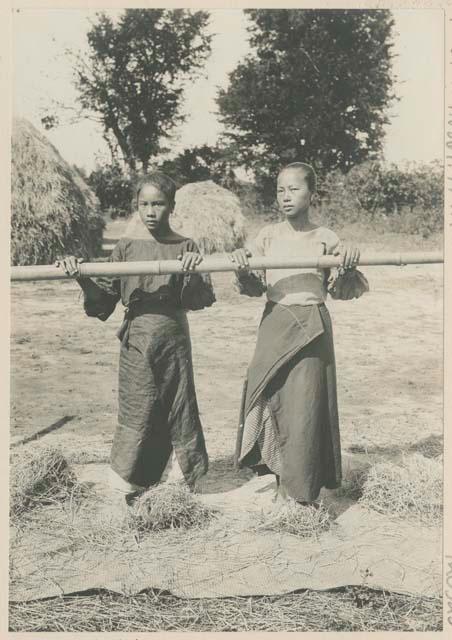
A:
11,252,443,282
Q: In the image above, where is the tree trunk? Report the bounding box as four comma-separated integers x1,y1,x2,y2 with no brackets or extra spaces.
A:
106,120,136,172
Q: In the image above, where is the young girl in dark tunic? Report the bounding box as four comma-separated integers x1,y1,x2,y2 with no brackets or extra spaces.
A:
230,162,368,507
58,172,215,500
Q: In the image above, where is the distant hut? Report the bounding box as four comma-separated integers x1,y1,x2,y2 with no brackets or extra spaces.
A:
125,180,247,253
11,118,105,266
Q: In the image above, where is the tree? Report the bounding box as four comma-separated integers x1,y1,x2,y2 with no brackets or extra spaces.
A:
157,144,238,188
87,162,134,218
217,10,396,198
70,9,211,172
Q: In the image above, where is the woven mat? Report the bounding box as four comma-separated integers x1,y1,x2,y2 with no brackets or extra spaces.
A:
10,464,441,602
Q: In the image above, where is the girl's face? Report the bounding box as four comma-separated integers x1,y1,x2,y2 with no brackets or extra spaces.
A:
138,184,174,233
276,169,312,219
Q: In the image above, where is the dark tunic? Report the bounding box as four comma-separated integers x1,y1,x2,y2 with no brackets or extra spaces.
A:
81,234,215,488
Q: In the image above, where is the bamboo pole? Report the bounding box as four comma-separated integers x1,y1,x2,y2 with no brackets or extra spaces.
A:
10,251,443,282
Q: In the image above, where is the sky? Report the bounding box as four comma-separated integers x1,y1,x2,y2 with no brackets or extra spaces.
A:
12,8,444,173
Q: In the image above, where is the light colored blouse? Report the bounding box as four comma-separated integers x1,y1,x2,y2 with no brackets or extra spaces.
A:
247,222,340,306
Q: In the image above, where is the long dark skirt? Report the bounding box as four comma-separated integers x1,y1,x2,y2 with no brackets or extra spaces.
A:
236,302,341,502
110,309,208,488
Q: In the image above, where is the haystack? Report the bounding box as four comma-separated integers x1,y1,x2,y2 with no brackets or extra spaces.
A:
173,181,246,253
11,118,105,266
124,180,246,253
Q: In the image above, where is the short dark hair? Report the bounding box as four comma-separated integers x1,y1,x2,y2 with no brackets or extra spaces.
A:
280,162,317,193
135,172,177,205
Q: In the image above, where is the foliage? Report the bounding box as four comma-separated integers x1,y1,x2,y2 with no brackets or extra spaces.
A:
317,161,443,237
217,10,396,198
158,144,237,189
84,145,242,219
70,9,212,171
87,162,134,218
376,162,443,214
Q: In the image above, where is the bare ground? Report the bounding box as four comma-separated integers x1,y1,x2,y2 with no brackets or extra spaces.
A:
11,226,443,482
9,223,444,631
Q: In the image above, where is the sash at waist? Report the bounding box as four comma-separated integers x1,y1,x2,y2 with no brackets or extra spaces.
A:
245,302,328,413
117,296,185,345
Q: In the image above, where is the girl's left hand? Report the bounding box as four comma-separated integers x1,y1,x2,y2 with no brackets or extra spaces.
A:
333,244,360,270
178,251,203,272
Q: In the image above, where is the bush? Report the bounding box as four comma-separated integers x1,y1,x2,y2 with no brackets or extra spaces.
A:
317,161,443,237
87,163,134,219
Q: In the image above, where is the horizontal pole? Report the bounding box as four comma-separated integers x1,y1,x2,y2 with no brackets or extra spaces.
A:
11,252,443,282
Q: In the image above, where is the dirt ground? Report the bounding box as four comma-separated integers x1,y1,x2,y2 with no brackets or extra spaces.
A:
10,223,443,493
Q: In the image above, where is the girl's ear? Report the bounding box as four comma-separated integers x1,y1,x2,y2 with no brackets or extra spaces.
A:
310,192,318,206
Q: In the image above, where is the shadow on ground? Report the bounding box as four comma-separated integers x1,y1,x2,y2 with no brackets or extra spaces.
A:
196,455,254,494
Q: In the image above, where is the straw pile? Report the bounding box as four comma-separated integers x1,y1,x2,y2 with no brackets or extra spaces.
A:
10,445,77,521
256,500,331,537
359,454,442,525
11,118,105,265
172,181,247,253
127,483,215,533
9,587,441,632
408,434,443,459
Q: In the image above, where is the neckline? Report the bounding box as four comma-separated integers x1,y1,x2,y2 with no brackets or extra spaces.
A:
282,221,321,234
125,234,188,245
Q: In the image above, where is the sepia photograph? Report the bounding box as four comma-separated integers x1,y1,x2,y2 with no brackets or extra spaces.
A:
7,2,446,633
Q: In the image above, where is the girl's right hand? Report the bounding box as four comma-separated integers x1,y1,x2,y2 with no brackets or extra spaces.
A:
229,248,252,271
55,255,84,278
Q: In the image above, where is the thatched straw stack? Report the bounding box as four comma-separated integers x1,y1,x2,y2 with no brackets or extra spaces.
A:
11,118,105,265
124,180,246,253
173,181,246,253
359,454,442,525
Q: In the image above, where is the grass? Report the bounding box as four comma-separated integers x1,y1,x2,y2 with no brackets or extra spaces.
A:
359,453,442,525
8,587,442,632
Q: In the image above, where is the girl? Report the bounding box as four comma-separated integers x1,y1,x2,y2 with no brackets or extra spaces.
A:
230,162,368,506
58,172,215,501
